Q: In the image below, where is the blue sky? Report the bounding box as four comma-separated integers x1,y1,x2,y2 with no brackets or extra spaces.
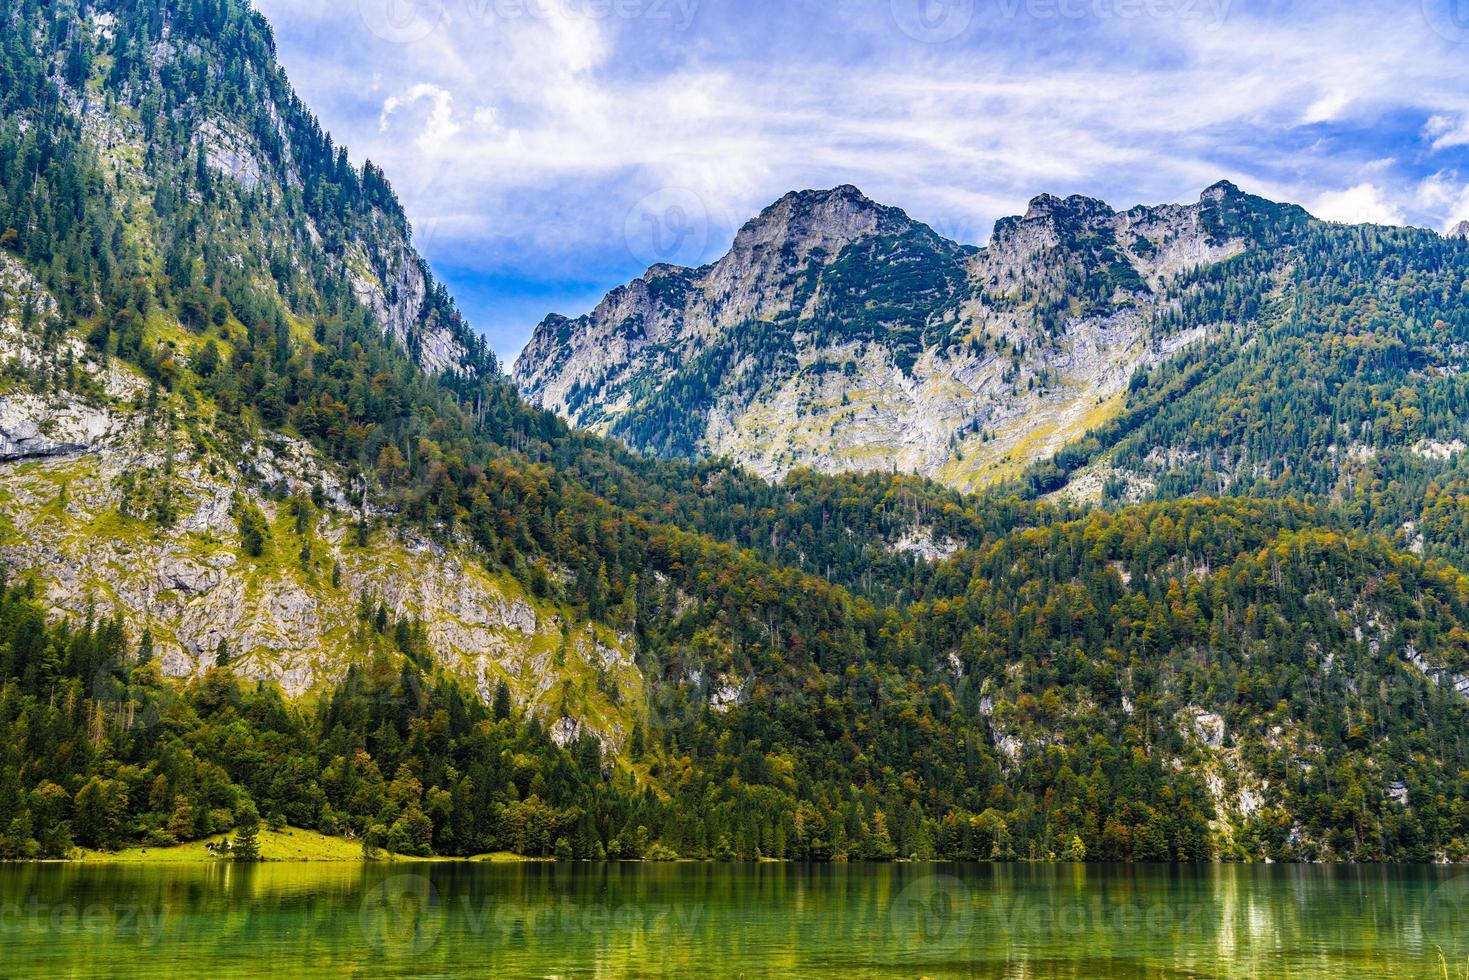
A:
251,0,1469,366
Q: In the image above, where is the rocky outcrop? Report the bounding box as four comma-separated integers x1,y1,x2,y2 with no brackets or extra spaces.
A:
197,118,263,191
345,240,469,376
0,410,642,742
0,405,93,461
1450,220,1469,240
514,185,960,428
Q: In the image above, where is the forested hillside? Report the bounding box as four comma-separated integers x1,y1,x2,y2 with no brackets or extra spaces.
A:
4,0,1469,865
1015,217,1469,567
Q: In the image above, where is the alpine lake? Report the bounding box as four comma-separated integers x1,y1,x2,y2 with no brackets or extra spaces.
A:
1,861,1466,977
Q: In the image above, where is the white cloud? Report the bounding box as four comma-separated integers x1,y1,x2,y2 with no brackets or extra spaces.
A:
1426,115,1469,151
250,0,1469,358
379,83,461,152
1311,184,1407,226
1417,172,1469,231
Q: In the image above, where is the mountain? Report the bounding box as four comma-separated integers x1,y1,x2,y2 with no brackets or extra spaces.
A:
1005,196,1469,573
1451,220,1469,239
6,0,1469,866
0,0,645,750
12,0,489,379
513,182,1316,489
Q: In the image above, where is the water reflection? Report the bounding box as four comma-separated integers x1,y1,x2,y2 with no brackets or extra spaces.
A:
0,862,1463,978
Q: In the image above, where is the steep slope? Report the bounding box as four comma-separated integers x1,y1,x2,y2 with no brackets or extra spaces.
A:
515,182,1274,487
1006,212,1469,572
0,0,1004,751
0,246,642,748
0,0,641,744
2,0,489,378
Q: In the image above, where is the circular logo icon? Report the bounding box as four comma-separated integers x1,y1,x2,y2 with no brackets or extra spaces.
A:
91,657,173,733
400,164,454,254
889,873,974,951
1425,0,1469,42
359,0,447,45
891,0,974,43
1424,874,1469,944
623,187,711,270
359,874,444,955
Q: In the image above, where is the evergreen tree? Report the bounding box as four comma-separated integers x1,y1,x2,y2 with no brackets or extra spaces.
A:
233,800,261,861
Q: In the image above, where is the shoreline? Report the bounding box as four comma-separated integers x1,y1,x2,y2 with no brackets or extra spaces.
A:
7,827,551,866
7,824,1466,869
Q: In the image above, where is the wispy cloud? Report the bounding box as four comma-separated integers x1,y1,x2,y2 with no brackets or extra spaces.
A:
252,0,1469,361
1312,183,1407,226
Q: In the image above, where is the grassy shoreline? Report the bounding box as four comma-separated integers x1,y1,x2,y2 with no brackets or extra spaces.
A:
38,827,548,864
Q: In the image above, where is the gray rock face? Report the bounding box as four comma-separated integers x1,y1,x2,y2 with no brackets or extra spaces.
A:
0,396,643,742
1450,220,1469,240
514,183,1249,490
0,410,86,461
515,185,940,425
0,389,121,463
346,240,468,376
197,118,262,191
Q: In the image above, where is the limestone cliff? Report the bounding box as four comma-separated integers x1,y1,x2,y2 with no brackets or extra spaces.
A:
0,252,638,748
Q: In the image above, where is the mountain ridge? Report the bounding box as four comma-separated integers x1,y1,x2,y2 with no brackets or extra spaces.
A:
513,179,1278,487
516,179,1469,494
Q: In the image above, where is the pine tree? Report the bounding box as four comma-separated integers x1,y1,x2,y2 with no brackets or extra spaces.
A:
233,800,261,861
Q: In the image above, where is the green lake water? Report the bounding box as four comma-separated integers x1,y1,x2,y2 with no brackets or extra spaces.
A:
1,862,1467,977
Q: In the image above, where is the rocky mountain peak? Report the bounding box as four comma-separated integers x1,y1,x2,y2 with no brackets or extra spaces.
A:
1022,192,1116,223
729,184,912,262
517,181,1301,486
1450,220,1469,240
1200,179,1244,203
991,190,1119,252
